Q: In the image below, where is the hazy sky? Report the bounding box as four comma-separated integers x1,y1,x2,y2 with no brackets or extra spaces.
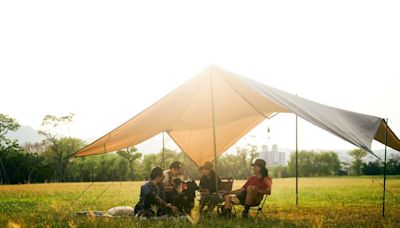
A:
1,1,399,154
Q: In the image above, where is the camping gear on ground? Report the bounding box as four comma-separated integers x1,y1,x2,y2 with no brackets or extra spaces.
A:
76,206,135,217
107,206,135,216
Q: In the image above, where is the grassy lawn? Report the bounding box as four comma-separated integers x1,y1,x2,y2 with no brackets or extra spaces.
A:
1,177,399,227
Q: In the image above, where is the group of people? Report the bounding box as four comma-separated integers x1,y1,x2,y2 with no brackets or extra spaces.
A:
134,158,272,219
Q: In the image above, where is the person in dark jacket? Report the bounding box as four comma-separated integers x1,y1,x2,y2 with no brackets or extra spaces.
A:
198,162,221,216
134,167,178,217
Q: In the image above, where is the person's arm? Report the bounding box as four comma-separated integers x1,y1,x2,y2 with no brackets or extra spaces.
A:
151,189,178,214
156,197,178,214
141,184,151,197
230,188,244,194
256,178,272,195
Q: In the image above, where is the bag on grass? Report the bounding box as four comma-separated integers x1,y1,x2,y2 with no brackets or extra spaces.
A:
107,206,135,216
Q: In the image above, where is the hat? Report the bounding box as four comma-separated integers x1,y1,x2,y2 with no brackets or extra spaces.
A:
200,162,214,170
251,159,266,168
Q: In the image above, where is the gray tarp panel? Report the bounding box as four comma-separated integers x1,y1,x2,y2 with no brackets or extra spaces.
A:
217,66,400,157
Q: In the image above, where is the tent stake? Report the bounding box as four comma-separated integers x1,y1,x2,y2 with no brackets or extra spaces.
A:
295,114,299,207
382,118,388,217
210,70,219,191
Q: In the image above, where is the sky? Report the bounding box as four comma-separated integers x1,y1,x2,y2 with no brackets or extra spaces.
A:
1,1,400,155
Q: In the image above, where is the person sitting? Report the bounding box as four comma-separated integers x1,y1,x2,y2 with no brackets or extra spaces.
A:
222,159,272,218
134,167,178,217
162,161,183,193
198,162,222,217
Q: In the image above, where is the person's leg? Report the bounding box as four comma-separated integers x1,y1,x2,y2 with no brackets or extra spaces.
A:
224,195,232,209
242,186,257,217
199,195,207,215
205,199,212,216
206,195,217,214
221,194,239,217
245,186,257,206
142,193,157,217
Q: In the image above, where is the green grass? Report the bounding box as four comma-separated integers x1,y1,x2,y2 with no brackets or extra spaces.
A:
1,177,399,227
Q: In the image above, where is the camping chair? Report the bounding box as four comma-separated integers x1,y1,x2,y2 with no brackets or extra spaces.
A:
216,177,235,215
228,193,269,218
218,177,234,193
198,177,234,216
248,193,268,218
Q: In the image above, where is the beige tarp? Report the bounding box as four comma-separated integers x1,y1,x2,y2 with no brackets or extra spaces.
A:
74,65,400,165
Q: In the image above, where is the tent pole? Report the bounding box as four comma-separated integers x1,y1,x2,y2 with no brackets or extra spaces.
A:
382,119,388,217
295,114,299,207
210,71,219,191
162,132,166,170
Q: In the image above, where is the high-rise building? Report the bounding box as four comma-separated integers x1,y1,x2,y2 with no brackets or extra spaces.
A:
259,145,268,162
278,151,286,166
261,145,268,153
259,144,286,166
272,144,278,153
266,144,279,166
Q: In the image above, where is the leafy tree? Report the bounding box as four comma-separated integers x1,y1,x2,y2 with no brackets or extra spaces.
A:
42,137,85,181
386,155,400,175
246,144,259,177
234,147,250,178
22,142,47,182
362,161,382,175
68,154,130,182
0,113,20,156
219,154,246,179
288,151,341,177
348,149,367,175
338,161,350,176
38,113,84,181
314,151,341,176
288,151,316,177
117,147,142,180
141,153,158,180
23,142,46,155
0,114,21,184
271,165,290,178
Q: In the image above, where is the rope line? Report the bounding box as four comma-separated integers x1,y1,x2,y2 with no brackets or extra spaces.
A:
71,182,95,204
92,182,113,202
373,177,400,205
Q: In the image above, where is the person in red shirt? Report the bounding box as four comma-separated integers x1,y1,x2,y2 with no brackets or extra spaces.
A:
222,159,272,218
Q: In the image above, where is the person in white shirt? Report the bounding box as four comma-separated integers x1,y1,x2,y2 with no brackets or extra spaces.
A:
162,161,183,190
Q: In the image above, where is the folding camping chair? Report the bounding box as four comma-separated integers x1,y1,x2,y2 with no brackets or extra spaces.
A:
248,193,268,218
216,177,234,215
218,177,234,193
225,192,269,218
198,177,234,216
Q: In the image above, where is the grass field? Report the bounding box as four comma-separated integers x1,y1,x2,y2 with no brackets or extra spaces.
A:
1,177,399,227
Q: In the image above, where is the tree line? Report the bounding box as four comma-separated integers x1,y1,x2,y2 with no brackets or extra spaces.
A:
1,113,399,184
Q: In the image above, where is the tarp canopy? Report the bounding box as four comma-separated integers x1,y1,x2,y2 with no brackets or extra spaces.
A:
74,65,400,166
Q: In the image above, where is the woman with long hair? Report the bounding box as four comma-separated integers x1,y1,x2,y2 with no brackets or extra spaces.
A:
222,159,272,218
